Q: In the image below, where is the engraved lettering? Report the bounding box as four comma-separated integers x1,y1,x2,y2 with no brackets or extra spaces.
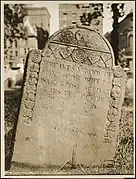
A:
64,90,74,97
49,88,61,95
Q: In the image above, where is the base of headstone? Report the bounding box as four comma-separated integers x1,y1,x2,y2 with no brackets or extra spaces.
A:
6,162,117,176
6,163,61,176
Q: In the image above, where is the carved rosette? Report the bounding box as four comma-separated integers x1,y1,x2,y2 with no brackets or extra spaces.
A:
21,50,42,125
72,49,87,63
104,66,126,143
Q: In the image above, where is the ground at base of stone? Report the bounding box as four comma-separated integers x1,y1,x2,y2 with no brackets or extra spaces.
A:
4,165,122,176
5,161,134,176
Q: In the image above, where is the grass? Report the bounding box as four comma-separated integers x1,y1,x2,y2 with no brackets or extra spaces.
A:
4,88,22,171
4,86,134,175
113,90,134,175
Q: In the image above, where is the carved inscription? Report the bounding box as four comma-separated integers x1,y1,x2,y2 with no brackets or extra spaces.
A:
38,58,113,124
31,56,117,166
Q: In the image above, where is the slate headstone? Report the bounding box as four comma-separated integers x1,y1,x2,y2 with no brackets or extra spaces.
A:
12,25,126,168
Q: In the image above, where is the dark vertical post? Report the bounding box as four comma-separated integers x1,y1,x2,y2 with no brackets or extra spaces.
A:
111,4,119,65
37,27,49,50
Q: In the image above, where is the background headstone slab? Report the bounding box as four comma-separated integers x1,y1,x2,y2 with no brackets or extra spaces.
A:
12,25,126,168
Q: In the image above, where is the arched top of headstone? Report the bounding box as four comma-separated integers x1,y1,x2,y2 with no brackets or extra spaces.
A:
43,25,115,69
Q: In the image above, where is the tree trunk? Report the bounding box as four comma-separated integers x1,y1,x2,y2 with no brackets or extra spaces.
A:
111,4,119,65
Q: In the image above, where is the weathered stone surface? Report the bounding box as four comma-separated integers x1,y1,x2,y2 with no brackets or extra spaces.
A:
12,25,126,169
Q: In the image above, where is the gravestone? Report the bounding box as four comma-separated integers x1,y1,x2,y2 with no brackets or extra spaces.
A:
12,25,126,169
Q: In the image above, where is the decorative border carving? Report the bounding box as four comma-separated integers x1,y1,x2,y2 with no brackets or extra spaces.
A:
20,50,42,125
46,42,112,68
43,25,115,67
44,27,114,68
103,66,126,143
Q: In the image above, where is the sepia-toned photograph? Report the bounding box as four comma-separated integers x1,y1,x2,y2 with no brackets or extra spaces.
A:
1,1,135,177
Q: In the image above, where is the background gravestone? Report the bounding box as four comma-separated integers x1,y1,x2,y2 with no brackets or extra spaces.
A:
12,25,126,169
